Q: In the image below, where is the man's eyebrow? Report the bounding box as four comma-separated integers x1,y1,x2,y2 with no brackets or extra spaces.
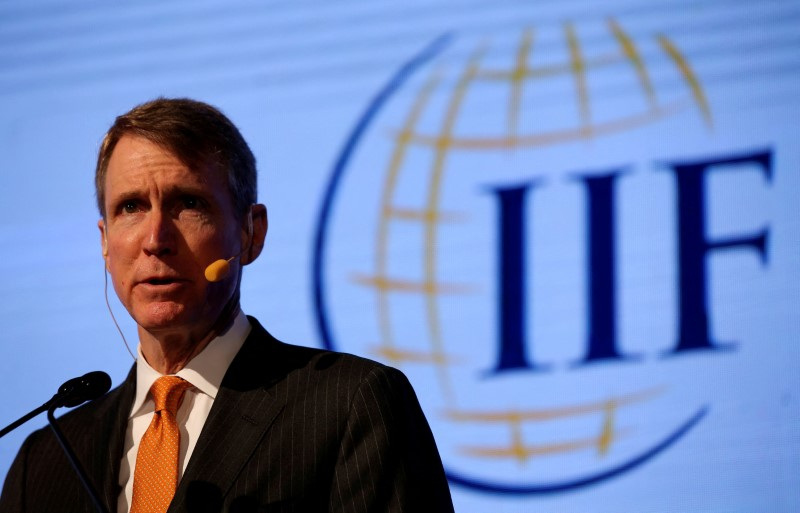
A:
108,187,146,201
161,184,214,198
109,183,211,200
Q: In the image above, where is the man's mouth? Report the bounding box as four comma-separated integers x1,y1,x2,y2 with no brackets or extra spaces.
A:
146,278,178,285
138,276,187,288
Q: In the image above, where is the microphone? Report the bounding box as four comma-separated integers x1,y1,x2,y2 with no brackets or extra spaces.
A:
54,371,113,408
0,371,112,511
45,372,112,513
204,256,236,282
205,211,255,283
0,371,112,438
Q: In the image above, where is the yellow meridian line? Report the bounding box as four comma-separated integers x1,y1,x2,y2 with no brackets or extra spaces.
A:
374,68,443,358
597,399,616,455
508,28,534,138
510,418,526,464
658,34,712,128
608,18,658,110
406,100,684,150
443,386,664,423
424,45,487,401
565,22,591,137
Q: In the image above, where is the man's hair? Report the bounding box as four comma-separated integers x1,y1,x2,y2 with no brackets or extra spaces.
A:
95,98,257,218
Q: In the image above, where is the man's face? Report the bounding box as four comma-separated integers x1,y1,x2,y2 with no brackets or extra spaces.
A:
99,134,245,338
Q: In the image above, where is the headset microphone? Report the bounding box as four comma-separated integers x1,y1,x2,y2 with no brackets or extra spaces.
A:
204,256,236,282
205,209,256,283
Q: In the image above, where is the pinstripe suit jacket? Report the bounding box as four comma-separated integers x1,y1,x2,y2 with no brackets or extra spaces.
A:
0,318,454,512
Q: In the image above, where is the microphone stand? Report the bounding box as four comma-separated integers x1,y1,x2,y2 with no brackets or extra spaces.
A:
0,371,112,513
46,406,110,513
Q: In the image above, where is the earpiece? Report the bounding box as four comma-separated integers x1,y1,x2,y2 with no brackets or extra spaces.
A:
204,207,255,283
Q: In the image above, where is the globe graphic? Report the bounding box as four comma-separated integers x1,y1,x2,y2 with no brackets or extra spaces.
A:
314,20,711,493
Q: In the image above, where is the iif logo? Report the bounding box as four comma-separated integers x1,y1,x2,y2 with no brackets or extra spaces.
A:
313,20,771,493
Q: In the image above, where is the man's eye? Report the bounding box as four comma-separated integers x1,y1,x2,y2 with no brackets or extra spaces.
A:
122,201,139,213
180,196,207,210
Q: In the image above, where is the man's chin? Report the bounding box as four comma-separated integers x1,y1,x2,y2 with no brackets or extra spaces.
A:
132,302,190,332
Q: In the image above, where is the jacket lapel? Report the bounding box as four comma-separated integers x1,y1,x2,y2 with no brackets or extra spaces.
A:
82,365,136,512
169,319,294,511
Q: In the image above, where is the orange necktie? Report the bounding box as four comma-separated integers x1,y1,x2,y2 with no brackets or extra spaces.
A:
130,376,193,513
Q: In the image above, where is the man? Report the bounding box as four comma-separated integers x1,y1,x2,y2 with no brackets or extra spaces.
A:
0,98,454,512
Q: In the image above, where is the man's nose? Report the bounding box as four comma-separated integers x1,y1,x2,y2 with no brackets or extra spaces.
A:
142,209,176,257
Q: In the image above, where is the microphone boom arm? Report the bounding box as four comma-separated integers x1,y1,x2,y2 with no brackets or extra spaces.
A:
0,400,51,439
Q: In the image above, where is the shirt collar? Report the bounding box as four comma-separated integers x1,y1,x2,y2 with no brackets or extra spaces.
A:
129,311,251,418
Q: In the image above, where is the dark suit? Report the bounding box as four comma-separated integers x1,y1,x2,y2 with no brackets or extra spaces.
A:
0,318,454,512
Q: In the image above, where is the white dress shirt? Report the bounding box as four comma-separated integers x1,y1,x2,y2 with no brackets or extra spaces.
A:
116,312,251,513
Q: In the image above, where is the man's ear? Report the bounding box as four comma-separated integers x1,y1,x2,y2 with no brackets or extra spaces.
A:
98,219,108,257
241,204,268,266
